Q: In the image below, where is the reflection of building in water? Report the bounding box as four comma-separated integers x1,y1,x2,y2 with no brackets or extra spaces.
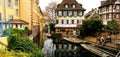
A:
54,38,99,57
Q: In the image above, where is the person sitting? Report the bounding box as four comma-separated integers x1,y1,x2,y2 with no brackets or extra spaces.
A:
105,36,111,42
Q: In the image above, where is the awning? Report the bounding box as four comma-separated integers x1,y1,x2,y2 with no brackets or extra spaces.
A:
55,24,77,28
10,19,29,24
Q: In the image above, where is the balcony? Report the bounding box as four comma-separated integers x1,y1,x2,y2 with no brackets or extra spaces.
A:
57,16,85,20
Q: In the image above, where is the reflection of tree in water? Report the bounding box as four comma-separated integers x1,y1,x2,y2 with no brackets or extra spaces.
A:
42,39,56,57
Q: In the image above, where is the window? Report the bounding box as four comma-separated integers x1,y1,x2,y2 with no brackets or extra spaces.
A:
117,5,120,9
56,20,59,24
16,24,18,28
65,4,68,8
67,20,69,24
74,11,77,16
62,20,64,24
59,20,62,24
20,24,22,28
80,20,82,24
64,20,67,24
109,14,111,18
63,11,67,16
77,20,79,24
68,11,72,16
72,4,76,8
58,11,62,16
8,0,13,7
116,14,119,18
0,0,1,5
106,14,109,19
72,20,74,24
116,5,120,12
15,0,18,6
79,11,82,16
11,24,13,27
0,13,1,21
8,15,13,20
15,9,18,16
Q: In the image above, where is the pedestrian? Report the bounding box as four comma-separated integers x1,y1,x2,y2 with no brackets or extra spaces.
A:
101,37,105,46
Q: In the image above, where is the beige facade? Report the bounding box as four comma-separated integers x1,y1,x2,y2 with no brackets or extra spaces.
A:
55,0,85,35
19,0,41,29
99,0,120,25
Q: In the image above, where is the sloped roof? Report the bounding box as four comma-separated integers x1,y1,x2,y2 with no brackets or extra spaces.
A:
10,19,29,24
56,0,85,11
100,0,117,7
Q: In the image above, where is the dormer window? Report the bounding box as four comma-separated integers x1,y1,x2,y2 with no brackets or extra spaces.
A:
72,4,76,8
65,4,68,8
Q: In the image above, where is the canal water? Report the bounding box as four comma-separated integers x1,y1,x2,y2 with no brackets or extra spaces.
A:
42,38,100,57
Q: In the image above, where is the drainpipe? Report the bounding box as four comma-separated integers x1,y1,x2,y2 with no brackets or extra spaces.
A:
3,0,6,22
31,0,33,30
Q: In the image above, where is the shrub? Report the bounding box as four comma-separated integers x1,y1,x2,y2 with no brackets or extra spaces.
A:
7,34,45,57
52,33,62,39
77,35,85,39
4,27,31,37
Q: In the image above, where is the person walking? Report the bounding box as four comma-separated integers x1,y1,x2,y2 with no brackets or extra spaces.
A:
101,37,105,46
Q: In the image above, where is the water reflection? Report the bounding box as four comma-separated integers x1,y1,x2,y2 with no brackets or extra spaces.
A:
42,38,99,57
42,39,56,57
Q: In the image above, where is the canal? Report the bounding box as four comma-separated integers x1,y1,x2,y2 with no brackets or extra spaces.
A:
42,38,100,57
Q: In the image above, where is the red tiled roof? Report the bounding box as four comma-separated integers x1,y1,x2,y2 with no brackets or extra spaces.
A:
10,19,29,24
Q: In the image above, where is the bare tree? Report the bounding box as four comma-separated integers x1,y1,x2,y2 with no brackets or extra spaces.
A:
44,1,57,23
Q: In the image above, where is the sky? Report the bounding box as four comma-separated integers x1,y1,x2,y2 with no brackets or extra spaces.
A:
39,0,101,13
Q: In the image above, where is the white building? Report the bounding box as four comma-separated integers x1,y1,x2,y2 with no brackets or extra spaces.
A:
55,0,85,35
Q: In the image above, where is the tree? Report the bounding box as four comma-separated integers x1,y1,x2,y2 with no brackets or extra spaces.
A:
49,23,55,33
44,1,57,23
103,20,119,35
80,18,103,36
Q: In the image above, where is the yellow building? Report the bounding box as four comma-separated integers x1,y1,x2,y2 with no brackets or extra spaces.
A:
0,0,19,21
0,0,44,30
0,0,44,48
19,0,43,30
0,0,29,30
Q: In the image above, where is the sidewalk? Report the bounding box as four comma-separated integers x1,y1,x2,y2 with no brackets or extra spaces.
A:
84,36,118,48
